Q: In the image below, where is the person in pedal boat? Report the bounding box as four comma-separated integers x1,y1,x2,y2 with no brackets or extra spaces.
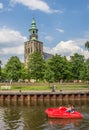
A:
66,104,75,113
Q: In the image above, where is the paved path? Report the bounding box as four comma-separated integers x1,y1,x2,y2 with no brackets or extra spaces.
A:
0,89,89,94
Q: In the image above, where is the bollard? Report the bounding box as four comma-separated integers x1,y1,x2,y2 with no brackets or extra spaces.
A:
52,85,56,92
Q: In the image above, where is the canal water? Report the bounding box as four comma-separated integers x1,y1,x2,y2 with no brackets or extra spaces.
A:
0,100,89,130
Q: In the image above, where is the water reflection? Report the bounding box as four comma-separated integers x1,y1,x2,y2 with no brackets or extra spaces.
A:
0,106,25,130
48,118,82,129
0,100,89,130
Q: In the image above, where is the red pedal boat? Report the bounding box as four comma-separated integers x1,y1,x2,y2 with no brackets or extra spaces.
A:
45,106,83,119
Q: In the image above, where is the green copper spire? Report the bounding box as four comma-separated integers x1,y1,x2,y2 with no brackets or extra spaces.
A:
31,18,37,29
29,18,38,40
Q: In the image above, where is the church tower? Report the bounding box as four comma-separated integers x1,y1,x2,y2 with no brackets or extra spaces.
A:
24,18,43,65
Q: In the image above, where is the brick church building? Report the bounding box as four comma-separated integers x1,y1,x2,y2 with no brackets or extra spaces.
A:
24,18,52,66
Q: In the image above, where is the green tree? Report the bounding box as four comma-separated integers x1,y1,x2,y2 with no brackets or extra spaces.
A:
84,41,89,81
28,52,45,81
0,60,2,81
61,56,72,81
4,56,22,81
70,53,85,80
84,58,89,81
85,41,89,51
44,59,54,84
20,63,29,80
48,54,62,82
1,68,7,81
45,54,71,82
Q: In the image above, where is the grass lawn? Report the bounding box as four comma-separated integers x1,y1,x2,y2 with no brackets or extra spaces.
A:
0,83,89,91
10,84,89,91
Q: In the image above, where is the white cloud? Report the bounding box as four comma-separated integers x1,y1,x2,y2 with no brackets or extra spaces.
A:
44,40,89,59
10,0,62,13
0,26,89,65
0,45,24,55
0,3,12,13
56,28,64,33
0,26,27,48
52,40,83,55
0,27,27,65
45,36,53,42
0,3,3,9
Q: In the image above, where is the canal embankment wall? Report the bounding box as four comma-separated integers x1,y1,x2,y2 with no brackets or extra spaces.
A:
0,90,89,102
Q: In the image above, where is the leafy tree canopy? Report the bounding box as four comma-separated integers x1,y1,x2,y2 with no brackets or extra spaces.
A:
4,56,22,81
70,53,85,80
28,52,45,80
85,41,89,51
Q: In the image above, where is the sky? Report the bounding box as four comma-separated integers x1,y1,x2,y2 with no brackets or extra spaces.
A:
0,0,89,65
